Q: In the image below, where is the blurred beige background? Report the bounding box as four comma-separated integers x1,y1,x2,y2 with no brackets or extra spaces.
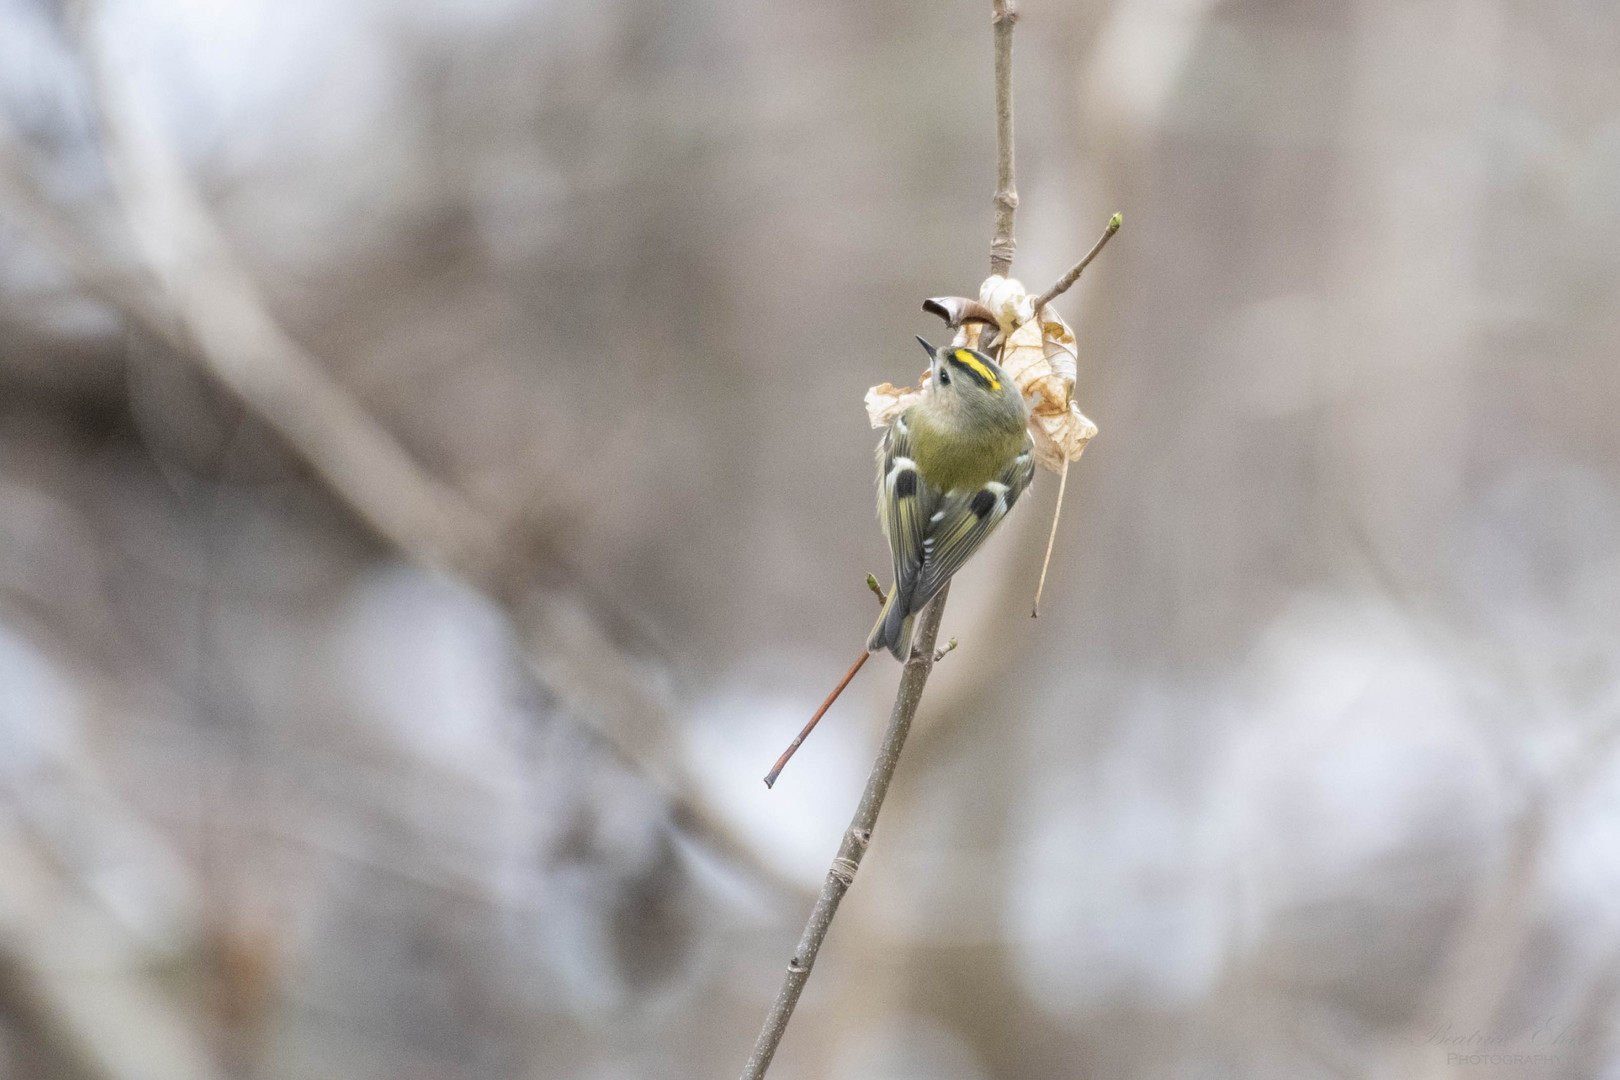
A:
2,0,1619,1078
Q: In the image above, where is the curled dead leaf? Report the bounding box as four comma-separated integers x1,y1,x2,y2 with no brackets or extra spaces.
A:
979,274,1034,329
979,276,1095,472
1028,398,1098,472
921,296,1000,328
864,378,923,429
867,277,1096,472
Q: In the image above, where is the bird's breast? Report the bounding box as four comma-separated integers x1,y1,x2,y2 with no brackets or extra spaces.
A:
908,412,1026,492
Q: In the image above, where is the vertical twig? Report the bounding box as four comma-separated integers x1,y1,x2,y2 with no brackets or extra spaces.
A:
990,0,1018,277
738,3,1019,1077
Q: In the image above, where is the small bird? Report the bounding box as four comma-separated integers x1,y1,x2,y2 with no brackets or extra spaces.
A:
762,336,1037,787
869,337,1035,659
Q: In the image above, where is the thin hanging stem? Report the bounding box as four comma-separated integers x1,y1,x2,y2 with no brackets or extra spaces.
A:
763,649,871,788
763,577,888,788
1031,458,1069,617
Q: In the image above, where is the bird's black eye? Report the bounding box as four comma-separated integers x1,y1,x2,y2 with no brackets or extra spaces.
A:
938,370,950,386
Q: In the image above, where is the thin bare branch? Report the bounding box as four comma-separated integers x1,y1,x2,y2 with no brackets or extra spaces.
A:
989,0,1018,276
738,588,951,1080
0,129,180,350
763,649,871,789
86,58,492,578
740,1,1022,1074
1029,211,1121,317
0,33,806,908
764,577,889,788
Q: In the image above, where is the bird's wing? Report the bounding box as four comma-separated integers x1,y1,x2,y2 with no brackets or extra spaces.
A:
908,436,1035,607
877,414,942,598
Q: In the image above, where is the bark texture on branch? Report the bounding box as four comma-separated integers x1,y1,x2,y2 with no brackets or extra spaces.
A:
737,589,951,1080
989,0,1019,276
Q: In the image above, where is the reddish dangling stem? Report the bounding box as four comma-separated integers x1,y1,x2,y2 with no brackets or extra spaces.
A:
763,649,871,788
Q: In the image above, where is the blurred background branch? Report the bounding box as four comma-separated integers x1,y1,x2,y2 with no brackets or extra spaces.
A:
10,2,805,911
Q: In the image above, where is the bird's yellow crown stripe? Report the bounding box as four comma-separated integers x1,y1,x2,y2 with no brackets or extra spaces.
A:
952,349,1000,390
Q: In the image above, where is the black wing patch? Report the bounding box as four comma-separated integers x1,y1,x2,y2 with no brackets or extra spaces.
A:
877,417,941,601
877,421,1036,621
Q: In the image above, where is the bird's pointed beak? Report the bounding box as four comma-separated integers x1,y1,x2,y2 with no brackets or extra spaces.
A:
915,335,938,360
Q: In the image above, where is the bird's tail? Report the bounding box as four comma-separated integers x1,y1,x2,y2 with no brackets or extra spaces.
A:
867,585,916,660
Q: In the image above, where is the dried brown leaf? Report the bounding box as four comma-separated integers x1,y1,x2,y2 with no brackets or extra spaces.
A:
979,274,1035,328
979,276,1096,472
866,278,1096,473
922,296,1000,328
1028,398,1099,472
864,377,924,429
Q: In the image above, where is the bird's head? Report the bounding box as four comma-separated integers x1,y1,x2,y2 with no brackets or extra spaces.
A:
915,336,1013,405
